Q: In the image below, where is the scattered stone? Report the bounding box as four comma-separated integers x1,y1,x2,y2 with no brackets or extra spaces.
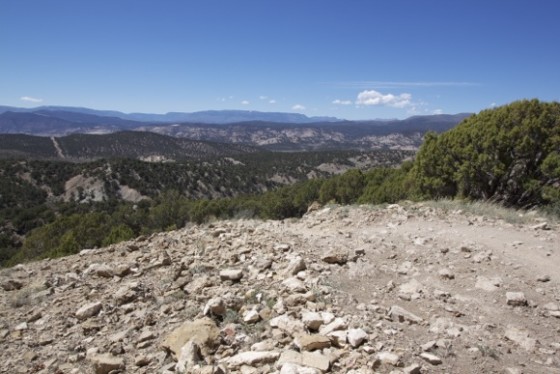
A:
219,269,244,281
347,328,368,348
375,351,402,366
285,257,307,276
504,326,537,351
294,333,331,351
243,309,261,324
438,268,455,280
475,276,502,292
162,317,220,358
531,222,550,230
135,354,152,367
176,340,202,373
388,305,423,324
420,352,442,365
277,350,330,372
536,274,551,282
225,351,280,367
321,249,349,265
204,297,227,317
301,312,323,331
75,301,103,320
403,363,422,374
506,292,527,307
89,353,125,374
280,363,322,374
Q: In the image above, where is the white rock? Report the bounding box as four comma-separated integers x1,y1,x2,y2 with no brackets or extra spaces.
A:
387,305,423,324
283,277,307,293
375,351,401,366
301,312,323,331
420,352,442,365
220,269,243,281
225,351,280,367
280,363,321,374
506,292,527,306
243,309,261,324
347,328,368,348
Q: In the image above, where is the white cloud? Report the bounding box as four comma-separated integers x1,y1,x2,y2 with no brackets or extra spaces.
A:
332,99,352,105
269,99,276,104
327,81,480,89
292,104,306,111
259,95,268,100
20,96,43,103
355,90,412,108
489,102,497,108
241,100,250,105
432,109,444,115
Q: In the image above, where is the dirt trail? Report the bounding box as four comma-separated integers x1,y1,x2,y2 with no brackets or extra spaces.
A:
51,136,65,158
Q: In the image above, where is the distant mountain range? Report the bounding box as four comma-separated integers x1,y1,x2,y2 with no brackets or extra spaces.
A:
0,105,339,124
0,105,472,152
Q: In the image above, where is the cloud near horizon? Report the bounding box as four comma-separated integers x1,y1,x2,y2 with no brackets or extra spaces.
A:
355,90,412,108
332,99,352,105
292,104,306,111
241,100,250,105
20,96,43,103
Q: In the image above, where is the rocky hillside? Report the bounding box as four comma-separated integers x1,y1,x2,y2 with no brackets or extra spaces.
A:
1,203,558,373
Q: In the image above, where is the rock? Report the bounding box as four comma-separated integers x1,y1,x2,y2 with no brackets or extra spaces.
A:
176,340,202,373
135,354,152,367
225,351,280,367
420,352,442,365
89,353,125,374
114,284,139,305
475,276,502,292
1,279,24,291
285,257,306,276
162,317,220,358
270,315,305,335
283,277,307,293
243,309,261,324
220,269,243,281
375,351,401,366
14,322,28,331
347,328,368,348
75,301,103,320
506,292,527,306
280,362,322,374
403,363,422,374
94,264,114,278
321,249,349,265
301,312,323,331
319,317,347,335
294,333,331,351
277,350,330,372
536,274,551,282
387,305,423,324
274,243,291,252
504,326,537,351
398,279,424,295
531,222,550,230
203,297,226,317
438,268,455,279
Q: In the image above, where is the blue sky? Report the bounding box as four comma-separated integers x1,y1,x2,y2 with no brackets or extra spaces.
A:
1,0,559,120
